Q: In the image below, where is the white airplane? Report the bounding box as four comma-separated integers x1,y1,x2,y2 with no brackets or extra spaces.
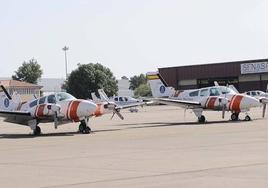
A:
91,89,149,118
147,72,268,123
245,84,268,99
0,85,97,135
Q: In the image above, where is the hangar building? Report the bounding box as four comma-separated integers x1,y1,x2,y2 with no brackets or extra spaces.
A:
158,58,268,92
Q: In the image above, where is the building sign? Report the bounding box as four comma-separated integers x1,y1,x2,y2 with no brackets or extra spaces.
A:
241,62,268,74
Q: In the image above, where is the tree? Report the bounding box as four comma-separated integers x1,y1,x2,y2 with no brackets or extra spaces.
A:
129,74,147,90
134,83,152,97
66,63,118,99
12,58,43,84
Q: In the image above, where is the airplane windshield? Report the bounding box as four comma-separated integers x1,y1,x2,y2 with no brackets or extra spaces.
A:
56,92,76,101
219,86,236,94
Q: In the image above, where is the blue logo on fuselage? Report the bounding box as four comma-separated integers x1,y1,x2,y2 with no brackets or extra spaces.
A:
4,98,9,108
160,85,166,94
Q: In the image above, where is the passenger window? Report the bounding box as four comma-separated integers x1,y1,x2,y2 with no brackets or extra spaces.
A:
38,97,46,104
246,92,250,95
189,90,199,97
200,89,209,97
119,97,123,102
252,91,256,96
209,88,220,96
29,100,38,108
47,95,56,103
114,97,118,101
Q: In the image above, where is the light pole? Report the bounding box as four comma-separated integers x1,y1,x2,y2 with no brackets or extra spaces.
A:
62,46,69,79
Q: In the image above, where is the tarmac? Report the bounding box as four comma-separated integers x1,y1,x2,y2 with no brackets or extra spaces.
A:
0,105,268,188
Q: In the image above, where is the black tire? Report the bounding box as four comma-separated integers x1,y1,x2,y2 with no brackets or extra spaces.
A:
231,113,239,121
245,115,251,121
78,124,84,133
198,115,206,123
84,126,91,134
34,126,41,136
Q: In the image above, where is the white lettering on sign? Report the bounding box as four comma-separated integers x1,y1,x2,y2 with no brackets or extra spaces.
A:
241,62,268,74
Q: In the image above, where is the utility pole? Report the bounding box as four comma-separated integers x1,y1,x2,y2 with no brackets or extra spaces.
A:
62,46,69,79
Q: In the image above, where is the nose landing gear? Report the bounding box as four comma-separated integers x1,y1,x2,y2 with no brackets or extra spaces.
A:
79,119,91,134
198,115,206,123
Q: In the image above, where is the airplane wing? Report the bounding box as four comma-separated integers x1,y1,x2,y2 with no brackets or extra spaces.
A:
151,98,201,109
115,102,150,110
0,110,33,125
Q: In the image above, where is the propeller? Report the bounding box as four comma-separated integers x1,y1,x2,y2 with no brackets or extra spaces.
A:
219,97,228,119
97,89,125,120
50,104,61,128
263,103,267,118
260,98,268,118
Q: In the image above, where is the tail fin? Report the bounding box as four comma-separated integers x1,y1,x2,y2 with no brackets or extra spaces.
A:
146,72,174,98
98,89,110,102
0,85,21,110
91,92,101,102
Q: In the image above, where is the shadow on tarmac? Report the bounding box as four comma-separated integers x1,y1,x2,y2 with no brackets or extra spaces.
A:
0,118,255,139
0,131,77,139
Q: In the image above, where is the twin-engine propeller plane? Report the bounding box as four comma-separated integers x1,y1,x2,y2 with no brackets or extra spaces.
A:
147,72,268,123
0,85,97,135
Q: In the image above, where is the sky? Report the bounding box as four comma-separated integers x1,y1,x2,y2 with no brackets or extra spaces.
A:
1,0,268,79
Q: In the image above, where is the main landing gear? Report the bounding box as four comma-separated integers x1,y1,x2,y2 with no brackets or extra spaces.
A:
231,113,239,121
33,126,41,136
198,115,206,123
231,113,251,121
78,120,91,134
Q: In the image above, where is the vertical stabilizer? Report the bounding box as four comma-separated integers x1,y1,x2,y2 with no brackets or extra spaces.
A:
146,72,174,98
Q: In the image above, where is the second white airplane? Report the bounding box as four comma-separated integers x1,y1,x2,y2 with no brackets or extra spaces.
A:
147,72,268,123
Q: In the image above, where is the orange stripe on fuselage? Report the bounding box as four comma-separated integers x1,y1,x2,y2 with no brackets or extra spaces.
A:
206,97,217,109
66,101,72,119
68,101,80,121
230,95,243,112
228,95,236,110
35,104,46,117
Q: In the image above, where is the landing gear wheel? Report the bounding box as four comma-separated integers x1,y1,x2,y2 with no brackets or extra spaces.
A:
198,115,206,123
83,126,91,134
79,120,91,134
231,113,239,121
245,115,251,121
78,124,84,133
33,126,41,136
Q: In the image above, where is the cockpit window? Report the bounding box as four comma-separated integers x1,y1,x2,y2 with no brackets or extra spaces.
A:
200,89,209,97
209,88,220,96
29,99,38,108
48,95,56,103
38,96,46,104
56,92,76,101
219,86,236,94
124,97,128,101
189,90,199,97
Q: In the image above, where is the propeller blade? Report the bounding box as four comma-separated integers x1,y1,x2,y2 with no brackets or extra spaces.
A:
114,109,124,120
54,111,58,129
222,104,226,119
262,104,266,118
111,112,115,120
